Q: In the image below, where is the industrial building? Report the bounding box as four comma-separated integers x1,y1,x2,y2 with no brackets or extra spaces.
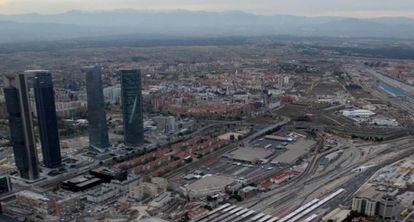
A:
183,175,235,199
341,109,376,118
227,147,274,164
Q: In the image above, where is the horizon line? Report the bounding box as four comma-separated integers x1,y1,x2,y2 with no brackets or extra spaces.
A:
0,8,413,19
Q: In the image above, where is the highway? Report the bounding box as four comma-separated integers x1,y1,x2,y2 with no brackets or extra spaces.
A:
344,65,414,115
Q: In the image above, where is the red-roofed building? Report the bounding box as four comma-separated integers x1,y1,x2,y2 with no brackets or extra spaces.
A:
270,171,300,184
187,207,210,220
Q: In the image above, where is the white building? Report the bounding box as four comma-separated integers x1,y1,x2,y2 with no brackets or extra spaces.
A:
55,101,87,118
86,183,119,204
370,118,399,127
87,174,141,204
342,109,376,118
103,85,121,105
165,116,177,133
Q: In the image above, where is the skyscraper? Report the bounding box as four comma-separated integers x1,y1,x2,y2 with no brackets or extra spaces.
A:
120,69,144,146
3,75,39,180
31,70,62,168
85,65,110,151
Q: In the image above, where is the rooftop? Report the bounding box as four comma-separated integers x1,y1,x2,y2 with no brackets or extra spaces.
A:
274,139,316,163
18,190,50,202
187,175,235,192
354,185,390,201
228,147,274,163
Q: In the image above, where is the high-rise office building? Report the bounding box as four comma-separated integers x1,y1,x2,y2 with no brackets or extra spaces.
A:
120,69,144,146
31,70,62,168
3,75,39,180
85,65,110,151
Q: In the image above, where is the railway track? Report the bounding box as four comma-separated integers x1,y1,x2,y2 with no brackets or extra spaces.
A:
248,138,414,212
265,141,414,215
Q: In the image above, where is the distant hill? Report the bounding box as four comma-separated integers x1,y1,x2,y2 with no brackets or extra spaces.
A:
0,10,414,43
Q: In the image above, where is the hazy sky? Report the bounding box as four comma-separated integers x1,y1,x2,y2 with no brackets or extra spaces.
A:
0,0,414,17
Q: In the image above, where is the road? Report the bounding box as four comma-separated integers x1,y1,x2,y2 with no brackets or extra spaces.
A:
344,64,414,115
243,116,290,145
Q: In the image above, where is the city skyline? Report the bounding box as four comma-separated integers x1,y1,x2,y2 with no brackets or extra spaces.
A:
0,1,414,220
0,0,413,18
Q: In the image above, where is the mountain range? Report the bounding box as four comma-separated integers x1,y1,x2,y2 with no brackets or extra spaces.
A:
0,10,413,43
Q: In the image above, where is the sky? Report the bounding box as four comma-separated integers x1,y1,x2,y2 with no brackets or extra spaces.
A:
0,0,414,18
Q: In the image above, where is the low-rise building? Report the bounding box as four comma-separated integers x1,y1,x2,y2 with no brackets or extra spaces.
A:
342,109,375,118
61,175,104,192
322,208,350,222
16,190,52,215
226,147,274,164
370,118,399,127
270,171,299,184
86,174,141,204
183,175,235,199
148,192,174,208
239,186,257,200
129,177,167,201
86,183,120,204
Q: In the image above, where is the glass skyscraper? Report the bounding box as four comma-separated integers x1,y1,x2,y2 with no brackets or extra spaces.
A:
31,70,62,168
4,75,39,180
85,65,110,151
120,69,144,146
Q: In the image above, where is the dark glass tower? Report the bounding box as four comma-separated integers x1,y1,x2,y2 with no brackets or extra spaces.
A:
85,65,110,151
4,75,39,180
120,69,144,146
31,70,62,168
